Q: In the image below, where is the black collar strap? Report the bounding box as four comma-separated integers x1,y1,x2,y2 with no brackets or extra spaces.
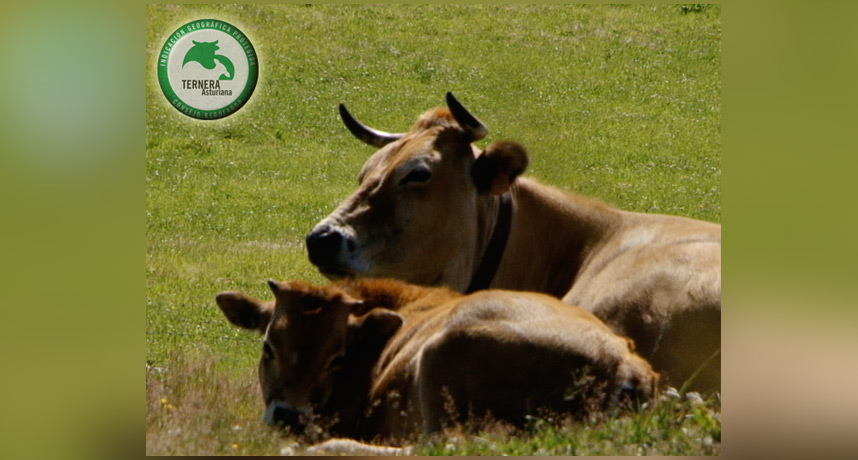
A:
466,193,513,293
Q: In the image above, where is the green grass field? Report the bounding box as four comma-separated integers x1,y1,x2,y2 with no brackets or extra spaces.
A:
146,4,720,455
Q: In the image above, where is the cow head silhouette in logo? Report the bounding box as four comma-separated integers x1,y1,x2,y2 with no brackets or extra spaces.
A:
182,40,234,81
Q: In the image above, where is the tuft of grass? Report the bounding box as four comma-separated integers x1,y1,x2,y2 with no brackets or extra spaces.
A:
415,391,720,456
146,4,720,455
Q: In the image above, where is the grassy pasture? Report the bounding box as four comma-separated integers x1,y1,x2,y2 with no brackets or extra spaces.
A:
146,4,720,455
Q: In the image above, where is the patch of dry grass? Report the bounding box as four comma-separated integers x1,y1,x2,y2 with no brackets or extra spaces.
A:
146,349,286,455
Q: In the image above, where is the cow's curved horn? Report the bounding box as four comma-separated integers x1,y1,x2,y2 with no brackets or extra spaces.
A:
446,92,488,141
339,104,404,148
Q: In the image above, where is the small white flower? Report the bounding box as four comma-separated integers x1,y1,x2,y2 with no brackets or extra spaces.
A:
686,392,704,406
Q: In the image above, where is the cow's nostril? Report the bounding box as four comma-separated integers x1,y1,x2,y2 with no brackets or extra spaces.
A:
306,227,344,267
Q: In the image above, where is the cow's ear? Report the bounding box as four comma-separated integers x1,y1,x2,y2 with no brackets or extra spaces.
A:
471,140,529,195
216,291,274,333
359,308,403,341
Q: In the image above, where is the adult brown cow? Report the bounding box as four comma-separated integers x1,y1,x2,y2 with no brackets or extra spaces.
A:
305,93,721,392
216,278,659,441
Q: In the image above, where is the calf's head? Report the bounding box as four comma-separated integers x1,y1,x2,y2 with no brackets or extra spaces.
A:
216,280,402,432
306,93,529,291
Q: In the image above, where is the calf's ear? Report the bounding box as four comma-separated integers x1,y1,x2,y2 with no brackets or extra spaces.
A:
215,291,274,333
471,140,529,195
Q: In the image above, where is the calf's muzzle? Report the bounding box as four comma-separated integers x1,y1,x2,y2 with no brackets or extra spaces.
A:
263,401,310,431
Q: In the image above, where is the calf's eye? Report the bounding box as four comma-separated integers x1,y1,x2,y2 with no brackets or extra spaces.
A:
262,342,274,360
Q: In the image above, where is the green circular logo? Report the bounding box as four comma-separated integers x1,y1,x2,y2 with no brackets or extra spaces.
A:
157,19,258,120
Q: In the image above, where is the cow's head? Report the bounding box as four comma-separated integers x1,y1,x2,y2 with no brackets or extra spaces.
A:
215,281,402,432
306,93,529,291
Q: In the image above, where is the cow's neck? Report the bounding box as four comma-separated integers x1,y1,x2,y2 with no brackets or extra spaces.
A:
485,178,621,298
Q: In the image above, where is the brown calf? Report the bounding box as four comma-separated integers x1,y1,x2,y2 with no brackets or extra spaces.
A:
306,93,720,391
216,278,658,442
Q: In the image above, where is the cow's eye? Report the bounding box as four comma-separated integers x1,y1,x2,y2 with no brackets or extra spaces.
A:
399,168,432,187
262,341,274,360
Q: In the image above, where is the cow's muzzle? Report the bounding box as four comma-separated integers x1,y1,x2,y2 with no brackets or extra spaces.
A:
305,224,352,277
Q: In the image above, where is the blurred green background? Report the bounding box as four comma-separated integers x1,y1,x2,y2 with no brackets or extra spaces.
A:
0,1,856,459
